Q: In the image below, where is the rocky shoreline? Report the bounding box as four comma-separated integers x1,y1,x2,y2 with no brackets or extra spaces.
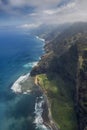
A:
34,76,59,130
31,35,59,130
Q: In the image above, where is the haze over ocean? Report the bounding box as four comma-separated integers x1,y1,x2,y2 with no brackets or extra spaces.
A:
0,29,47,130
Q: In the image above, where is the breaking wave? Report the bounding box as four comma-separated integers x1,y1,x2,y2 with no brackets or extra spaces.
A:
36,36,45,42
34,96,50,130
11,73,30,93
23,61,38,69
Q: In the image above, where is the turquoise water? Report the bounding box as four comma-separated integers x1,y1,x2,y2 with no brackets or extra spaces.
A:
0,29,49,130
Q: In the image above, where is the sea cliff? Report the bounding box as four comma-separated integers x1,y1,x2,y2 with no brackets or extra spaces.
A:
30,22,87,130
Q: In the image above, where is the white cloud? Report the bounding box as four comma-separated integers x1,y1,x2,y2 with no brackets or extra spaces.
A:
43,1,76,15
43,10,56,15
19,23,41,29
9,0,60,8
1,0,87,25
35,0,87,24
9,0,25,7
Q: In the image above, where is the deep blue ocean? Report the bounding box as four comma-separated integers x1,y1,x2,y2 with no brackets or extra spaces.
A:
0,29,49,130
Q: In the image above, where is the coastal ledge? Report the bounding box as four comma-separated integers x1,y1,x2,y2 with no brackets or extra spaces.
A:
34,75,59,130
33,73,78,130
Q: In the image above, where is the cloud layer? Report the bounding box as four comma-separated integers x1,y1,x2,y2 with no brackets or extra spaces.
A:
0,0,87,27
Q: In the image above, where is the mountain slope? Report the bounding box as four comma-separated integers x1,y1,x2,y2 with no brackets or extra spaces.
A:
31,22,87,130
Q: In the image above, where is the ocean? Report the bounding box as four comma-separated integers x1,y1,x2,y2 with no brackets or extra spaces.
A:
0,29,49,130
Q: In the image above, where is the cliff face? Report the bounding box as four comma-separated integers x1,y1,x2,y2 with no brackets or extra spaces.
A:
77,46,87,130
30,22,87,130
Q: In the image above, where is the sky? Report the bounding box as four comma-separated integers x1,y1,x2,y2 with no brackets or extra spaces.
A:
0,0,87,28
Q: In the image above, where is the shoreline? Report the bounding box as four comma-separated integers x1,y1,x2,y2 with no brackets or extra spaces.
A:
33,36,59,130
36,36,45,42
34,76,59,130
10,34,58,130
11,35,45,94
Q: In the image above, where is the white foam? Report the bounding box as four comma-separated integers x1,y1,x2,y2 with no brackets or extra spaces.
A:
34,96,49,130
23,90,31,95
11,73,29,93
36,36,45,42
12,60,38,94
23,61,38,69
39,57,41,60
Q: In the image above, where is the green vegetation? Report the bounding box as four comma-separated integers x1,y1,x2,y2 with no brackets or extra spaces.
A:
31,23,87,130
36,74,77,130
83,48,87,50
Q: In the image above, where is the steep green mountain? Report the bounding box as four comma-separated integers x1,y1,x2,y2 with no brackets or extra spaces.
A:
31,22,87,130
